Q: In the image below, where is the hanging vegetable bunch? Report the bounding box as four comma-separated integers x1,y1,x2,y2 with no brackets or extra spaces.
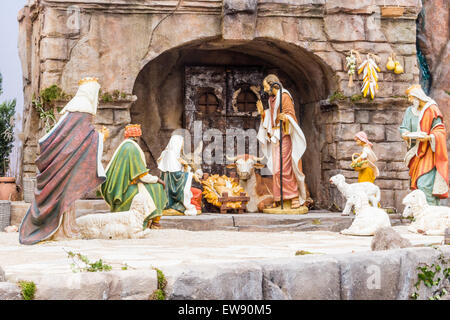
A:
358,53,381,100
345,50,360,88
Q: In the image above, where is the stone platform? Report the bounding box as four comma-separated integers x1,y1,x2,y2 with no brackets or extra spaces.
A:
9,201,404,233
0,226,447,300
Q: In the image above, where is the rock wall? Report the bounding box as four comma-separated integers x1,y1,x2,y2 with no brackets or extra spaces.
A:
18,0,424,209
164,246,450,300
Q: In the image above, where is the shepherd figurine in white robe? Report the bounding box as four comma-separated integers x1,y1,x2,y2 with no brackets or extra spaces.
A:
256,74,310,209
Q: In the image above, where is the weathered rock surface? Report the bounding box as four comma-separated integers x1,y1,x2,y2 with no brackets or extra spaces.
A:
0,282,23,300
15,270,157,300
164,246,450,300
417,0,450,134
371,227,413,251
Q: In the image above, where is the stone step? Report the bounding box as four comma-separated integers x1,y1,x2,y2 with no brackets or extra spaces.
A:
160,212,407,232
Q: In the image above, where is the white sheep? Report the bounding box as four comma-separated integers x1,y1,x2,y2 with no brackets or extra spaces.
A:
329,174,381,215
76,192,152,240
340,191,391,236
402,189,450,236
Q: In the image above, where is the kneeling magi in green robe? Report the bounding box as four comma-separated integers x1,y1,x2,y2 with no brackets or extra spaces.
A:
101,138,167,227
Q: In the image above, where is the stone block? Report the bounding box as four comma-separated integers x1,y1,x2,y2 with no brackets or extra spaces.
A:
396,247,445,300
371,110,404,124
40,71,61,89
380,189,395,207
376,179,404,190
361,124,385,141
0,282,23,300
24,273,110,300
114,109,131,125
381,20,416,44
297,18,327,41
108,270,158,300
337,110,355,123
260,256,341,300
336,141,361,160
355,110,370,124
386,124,402,141
393,82,411,96
373,142,406,161
315,51,343,71
40,38,68,61
337,250,402,300
394,44,417,56
335,123,361,141
164,262,263,300
95,109,114,125
0,266,5,281
324,14,365,41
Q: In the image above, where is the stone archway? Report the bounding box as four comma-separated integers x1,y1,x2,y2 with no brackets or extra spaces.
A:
131,38,337,208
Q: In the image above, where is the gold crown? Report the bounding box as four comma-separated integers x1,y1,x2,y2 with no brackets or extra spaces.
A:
405,84,421,95
125,124,141,130
78,77,99,86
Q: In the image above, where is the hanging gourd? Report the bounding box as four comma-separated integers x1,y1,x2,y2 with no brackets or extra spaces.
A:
386,54,395,71
358,53,380,100
394,61,404,74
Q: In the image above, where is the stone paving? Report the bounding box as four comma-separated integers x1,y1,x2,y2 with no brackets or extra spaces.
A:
0,225,443,282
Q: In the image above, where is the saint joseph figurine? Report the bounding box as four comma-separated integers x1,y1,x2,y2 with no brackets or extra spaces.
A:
101,124,167,229
399,84,448,205
19,77,107,245
256,74,308,209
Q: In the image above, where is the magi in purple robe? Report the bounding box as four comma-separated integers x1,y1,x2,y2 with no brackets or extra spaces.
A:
19,112,105,245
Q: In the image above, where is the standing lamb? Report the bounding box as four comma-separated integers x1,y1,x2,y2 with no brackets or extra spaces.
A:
76,192,152,240
340,191,391,236
402,189,450,236
330,174,381,215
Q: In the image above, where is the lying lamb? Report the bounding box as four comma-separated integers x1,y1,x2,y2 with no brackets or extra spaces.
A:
402,189,450,236
330,174,381,215
340,191,391,236
76,192,152,240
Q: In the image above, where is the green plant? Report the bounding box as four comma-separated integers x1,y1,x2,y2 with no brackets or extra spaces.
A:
0,73,16,176
65,250,112,273
18,280,36,300
150,267,167,300
40,85,70,105
32,85,70,133
100,91,113,103
328,91,346,103
350,94,363,102
411,248,450,300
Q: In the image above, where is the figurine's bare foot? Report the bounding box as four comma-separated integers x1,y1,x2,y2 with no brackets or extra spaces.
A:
291,198,301,209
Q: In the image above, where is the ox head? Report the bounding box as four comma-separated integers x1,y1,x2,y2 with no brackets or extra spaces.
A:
329,174,345,186
402,189,427,218
226,154,265,180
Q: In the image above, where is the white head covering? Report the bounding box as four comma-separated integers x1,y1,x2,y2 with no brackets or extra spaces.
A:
157,134,185,172
407,85,437,107
60,78,101,115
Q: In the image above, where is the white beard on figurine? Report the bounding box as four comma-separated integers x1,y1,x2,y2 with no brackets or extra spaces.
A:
340,191,391,236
